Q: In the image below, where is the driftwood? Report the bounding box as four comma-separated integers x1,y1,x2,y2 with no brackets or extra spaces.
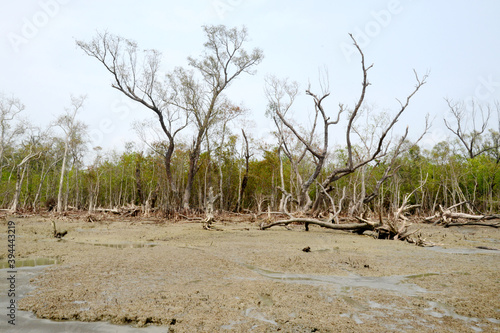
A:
93,205,141,217
445,221,500,228
259,215,435,246
203,187,221,230
178,214,203,221
394,174,427,220
51,220,67,238
425,202,500,228
260,218,379,232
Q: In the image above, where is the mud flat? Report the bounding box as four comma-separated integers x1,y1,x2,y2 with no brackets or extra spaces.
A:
1,216,499,332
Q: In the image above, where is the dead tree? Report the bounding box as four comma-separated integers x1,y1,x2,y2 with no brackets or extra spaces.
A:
203,186,221,230
444,99,497,159
266,34,427,217
266,73,340,213
261,34,428,240
10,150,41,213
424,201,500,228
55,95,87,213
236,129,251,212
393,174,428,220
265,75,320,211
0,94,25,178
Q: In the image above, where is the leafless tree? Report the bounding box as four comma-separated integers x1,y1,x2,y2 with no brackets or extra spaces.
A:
9,125,44,213
350,109,430,213
236,128,251,212
0,94,25,176
265,75,318,211
76,32,189,200
444,99,498,159
267,33,427,216
55,95,87,212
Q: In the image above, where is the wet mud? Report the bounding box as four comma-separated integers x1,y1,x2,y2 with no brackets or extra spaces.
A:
0,216,499,332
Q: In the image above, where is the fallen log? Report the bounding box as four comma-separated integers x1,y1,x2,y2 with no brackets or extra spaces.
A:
424,204,500,227
445,221,500,228
259,218,378,232
51,220,67,238
443,211,485,220
260,215,435,246
94,207,121,214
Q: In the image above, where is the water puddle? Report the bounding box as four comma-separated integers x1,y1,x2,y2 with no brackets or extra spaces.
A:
244,308,278,326
424,301,485,332
220,307,278,331
426,246,500,254
484,238,500,244
221,320,247,330
0,266,165,332
241,264,427,296
75,241,157,249
0,257,59,269
406,273,440,279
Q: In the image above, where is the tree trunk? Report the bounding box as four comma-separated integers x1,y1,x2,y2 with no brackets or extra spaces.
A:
236,129,250,212
57,140,69,212
164,141,177,197
183,132,204,210
135,155,143,206
10,164,26,213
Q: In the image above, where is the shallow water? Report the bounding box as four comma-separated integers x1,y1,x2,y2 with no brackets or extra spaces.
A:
0,257,59,269
241,263,428,296
65,240,158,249
0,266,166,333
81,242,157,249
426,246,500,254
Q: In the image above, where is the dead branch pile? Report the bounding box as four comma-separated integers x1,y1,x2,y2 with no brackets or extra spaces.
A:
424,202,500,228
260,178,437,246
93,204,141,217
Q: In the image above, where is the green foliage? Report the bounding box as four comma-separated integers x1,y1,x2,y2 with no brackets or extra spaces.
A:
1,134,499,214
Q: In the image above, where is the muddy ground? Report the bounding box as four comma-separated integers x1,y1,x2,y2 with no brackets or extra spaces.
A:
1,214,499,332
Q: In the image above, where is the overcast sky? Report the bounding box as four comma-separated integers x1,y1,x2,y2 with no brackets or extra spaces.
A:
1,0,499,155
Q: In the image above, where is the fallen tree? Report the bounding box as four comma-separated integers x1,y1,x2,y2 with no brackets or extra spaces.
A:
259,213,435,246
424,201,500,228
445,221,500,228
93,204,142,217
260,173,437,246
260,217,379,232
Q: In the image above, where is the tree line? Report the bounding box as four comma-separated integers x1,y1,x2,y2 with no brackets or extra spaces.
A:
1,26,499,217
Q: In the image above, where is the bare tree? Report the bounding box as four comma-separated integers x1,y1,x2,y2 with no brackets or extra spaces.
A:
265,75,318,211
444,99,498,159
485,105,500,163
350,110,430,213
267,34,427,217
76,32,189,202
55,95,87,212
0,94,25,177
235,128,251,212
9,126,44,213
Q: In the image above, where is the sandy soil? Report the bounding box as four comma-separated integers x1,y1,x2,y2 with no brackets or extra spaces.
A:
1,214,499,332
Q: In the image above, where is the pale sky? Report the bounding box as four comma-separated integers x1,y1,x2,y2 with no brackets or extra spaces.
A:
1,0,499,155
